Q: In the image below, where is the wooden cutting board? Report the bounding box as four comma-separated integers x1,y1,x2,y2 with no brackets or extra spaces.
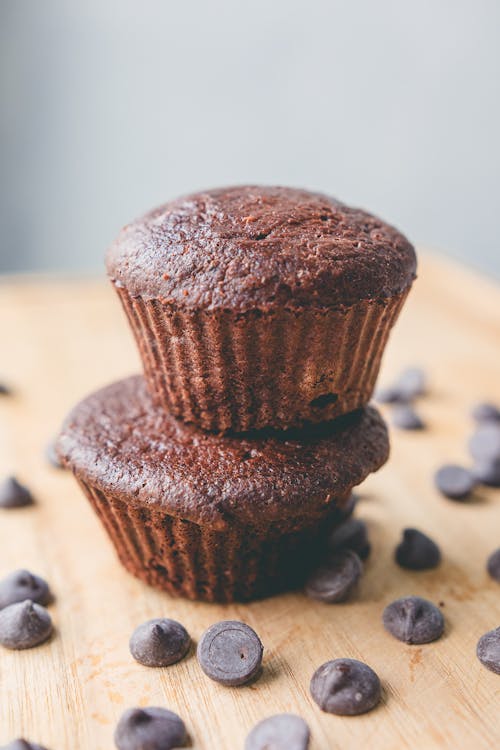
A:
1,254,499,750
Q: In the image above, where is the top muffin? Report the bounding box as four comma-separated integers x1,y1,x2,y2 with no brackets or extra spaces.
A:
107,185,416,311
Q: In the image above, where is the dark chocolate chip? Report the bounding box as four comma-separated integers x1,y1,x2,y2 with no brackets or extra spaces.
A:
473,459,500,487
245,714,310,750
328,518,371,560
395,367,427,399
2,744,39,750
395,529,441,570
391,404,425,430
0,600,52,650
310,658,381,715
129,618,190,667
338,492,358,521
468,423,500,462
0,569,52,610
0,383,11,396
374,385,405,404
305,550,363,603
0,477,34,508
434,464,476,500
471,402,500,423
375,368,426,404
487,548,500,583
45,441,65,470
383,596,444,644
197,620,263,686
476,627,500,675
114,707,187,750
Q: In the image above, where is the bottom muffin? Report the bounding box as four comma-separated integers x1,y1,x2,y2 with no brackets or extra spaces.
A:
57,376,389,602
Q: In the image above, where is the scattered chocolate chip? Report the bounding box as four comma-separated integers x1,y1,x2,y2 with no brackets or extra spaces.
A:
434,464,476,500
473,459,500,487
395,367,427,400
375,367,427,404
328,518,371,560
0,477,34,508
487,548,500,583
476,627,500,675
310,658,381,715
1,740,49,750
339,492,358,521
374,386,404,404
245,714,310,750
0,600,52,650
391,404,425,430
468,423,500,462
129,618,190,667
114,707,187,750
471,402,500,423
305,550,363,603
197,620,263,686
0,570,52,610
395,529,441,570
0,383,11,396
383,596,444,644
45,441,64,469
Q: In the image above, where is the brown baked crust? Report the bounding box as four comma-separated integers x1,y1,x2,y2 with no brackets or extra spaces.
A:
106,186,416,311
57,375,389,532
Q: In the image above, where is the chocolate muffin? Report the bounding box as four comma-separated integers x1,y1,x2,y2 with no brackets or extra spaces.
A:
57,376,389,602
107,186,416,433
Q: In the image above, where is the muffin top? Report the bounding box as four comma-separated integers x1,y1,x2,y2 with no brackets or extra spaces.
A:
57,376,389,531
107,186,416,311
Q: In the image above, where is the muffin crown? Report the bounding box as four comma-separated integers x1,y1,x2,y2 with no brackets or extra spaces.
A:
57,376,389,529
107,186,416,311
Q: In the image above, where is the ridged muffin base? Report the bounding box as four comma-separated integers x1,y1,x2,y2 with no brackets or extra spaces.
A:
77,476,350,602
115,286,409,433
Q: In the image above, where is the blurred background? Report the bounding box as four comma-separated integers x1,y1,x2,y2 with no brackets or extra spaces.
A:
1,0,499,276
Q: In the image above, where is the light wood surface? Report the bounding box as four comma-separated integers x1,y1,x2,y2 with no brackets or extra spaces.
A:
1,254,499,750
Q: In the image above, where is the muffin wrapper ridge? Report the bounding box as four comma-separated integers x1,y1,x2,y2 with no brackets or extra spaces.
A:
76,476,350,602
114,285,410,433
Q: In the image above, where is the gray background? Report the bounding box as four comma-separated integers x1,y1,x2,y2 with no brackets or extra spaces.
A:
1,0,499,276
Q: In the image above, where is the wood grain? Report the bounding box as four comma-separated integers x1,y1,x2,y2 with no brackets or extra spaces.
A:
0,254,499,749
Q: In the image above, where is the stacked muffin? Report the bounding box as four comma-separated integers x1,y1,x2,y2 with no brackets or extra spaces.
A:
58,186,416,602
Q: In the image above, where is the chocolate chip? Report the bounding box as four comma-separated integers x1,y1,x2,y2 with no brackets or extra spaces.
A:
473,459,500,487
391,404,425,430
434,464,476,500
476,627,500,675
305,550,363,603
245,714,310,750
395,529,441,570
375,367,426,405
339,492,358,521
0,600,52,650
129,618,190,667
395,367,427,399
114,707,187,750
0,477,34,508
383,596,444,644
2,743,44,750
374,385,404,404
0,383,11,396
310,658,381,715
197,620,263,686
328,518,371,560
45,441,65,469
468,423,500,462
487,548,500,583
471,402,500,423
0,570,52,610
